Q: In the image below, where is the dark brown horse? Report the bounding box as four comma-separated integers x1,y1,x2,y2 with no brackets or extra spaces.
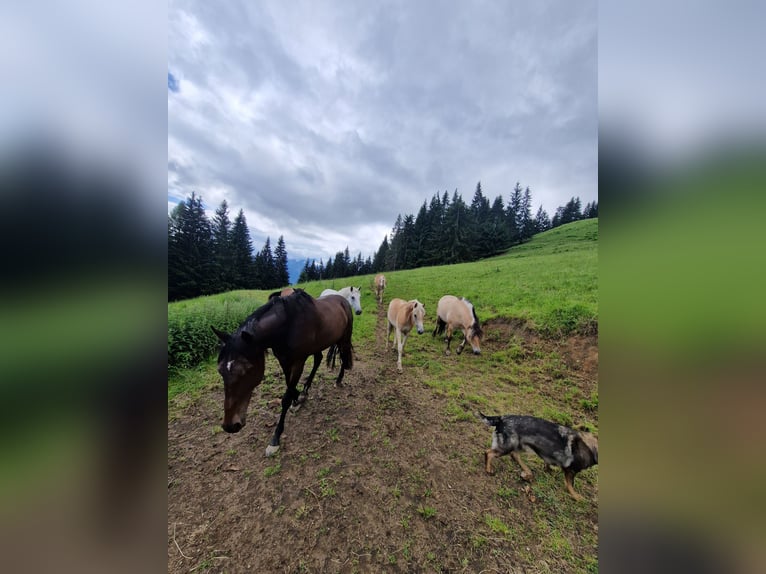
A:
211,289,354,456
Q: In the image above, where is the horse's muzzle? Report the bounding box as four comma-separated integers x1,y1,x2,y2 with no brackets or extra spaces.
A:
355,310,362,315
473,349,481,355
222,421,243,433
417,328,424,335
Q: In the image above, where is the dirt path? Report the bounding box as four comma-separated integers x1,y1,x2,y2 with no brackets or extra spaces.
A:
168,305,598,573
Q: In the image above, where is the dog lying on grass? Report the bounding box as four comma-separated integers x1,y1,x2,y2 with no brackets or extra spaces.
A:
479,413,598,501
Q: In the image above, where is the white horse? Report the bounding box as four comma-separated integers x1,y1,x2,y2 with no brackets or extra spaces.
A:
386,298,426,372
320,286,363,315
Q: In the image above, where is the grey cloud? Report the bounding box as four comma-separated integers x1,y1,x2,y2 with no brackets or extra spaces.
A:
169,0,597,260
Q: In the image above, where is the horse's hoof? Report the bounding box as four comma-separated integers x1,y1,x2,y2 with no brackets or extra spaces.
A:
265,445,280,457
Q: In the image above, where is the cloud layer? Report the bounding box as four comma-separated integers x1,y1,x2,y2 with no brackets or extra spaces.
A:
169,0,597,260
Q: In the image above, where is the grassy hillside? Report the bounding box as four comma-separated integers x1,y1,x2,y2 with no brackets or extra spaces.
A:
168,218,597,375
168,218,599,573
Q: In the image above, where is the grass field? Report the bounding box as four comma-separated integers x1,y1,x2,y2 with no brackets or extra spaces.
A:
168,218,598,573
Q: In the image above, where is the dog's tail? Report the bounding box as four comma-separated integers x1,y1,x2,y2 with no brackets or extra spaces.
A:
478,412,503,428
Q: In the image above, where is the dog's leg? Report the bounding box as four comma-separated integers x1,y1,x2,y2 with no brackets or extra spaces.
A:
511,452,534,481
563,468,583,501
484,449,496,474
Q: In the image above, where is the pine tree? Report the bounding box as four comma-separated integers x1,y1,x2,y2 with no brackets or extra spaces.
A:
508,182,523,244
211,200,234,292
230,209,255,288
487,195,511,253
372,236,389,272
534,205,551,233
442,190,472,264
385,214,403,271
274,235,290,286
168,193,215,300
470,181,492,258
520,187,535,242
298,258,311,284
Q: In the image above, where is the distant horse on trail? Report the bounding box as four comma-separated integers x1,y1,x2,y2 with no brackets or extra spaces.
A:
386,298,426,373
433,295,483,355
320,286,363,315
268,287,295,300
373,274,387,304
211,289,354,456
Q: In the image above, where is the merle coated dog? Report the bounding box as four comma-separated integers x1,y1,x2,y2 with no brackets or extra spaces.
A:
479,413,598,500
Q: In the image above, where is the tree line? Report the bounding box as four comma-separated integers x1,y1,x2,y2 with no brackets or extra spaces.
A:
169,183,597,300
298,182,597,280
168,194,289,301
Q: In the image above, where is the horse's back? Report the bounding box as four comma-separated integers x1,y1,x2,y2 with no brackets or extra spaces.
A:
437,295,469,326
387,298,406,325
319,288,338,298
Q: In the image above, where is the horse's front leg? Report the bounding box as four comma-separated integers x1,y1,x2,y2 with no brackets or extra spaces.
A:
397,331,407,372
296,353,321,405
266,381,300,457
456,333,467,355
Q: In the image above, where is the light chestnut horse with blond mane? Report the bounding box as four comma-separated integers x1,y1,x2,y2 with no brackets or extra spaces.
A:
386,298,426,372
373,274,387,304
433,295,483,355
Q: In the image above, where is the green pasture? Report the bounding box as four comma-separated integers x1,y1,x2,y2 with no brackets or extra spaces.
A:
169,218,597,401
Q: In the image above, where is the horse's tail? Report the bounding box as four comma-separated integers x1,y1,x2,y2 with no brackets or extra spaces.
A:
341,342,354,370
471,306,483,338
326,343,354,370
433,316,446,337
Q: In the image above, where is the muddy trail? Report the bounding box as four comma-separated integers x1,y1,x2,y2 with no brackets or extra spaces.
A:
168,304,598,573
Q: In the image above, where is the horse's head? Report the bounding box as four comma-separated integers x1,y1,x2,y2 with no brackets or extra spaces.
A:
348,286,362,315
467,321,483,355
211,326,266,433
410,300,426,334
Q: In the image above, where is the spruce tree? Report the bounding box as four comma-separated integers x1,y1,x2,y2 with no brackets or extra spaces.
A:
168,193,215,300
274,235,290,286
534,205,551,233
211,200,234,292
230,209,255,288
520,187,535,242
372,236,389,272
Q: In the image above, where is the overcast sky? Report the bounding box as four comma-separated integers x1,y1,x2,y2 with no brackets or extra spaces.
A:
168,0,597,261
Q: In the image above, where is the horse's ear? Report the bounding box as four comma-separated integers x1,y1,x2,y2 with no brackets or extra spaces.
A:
211,326,230,343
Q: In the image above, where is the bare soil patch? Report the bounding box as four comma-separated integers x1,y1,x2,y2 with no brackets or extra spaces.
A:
169,306,598,573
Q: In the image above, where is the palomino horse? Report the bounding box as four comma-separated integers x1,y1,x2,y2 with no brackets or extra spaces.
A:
320,286,363,315
433,295,483,355
211,289,354,456
268,287,295,300
373,274,387,304
386,298,426,372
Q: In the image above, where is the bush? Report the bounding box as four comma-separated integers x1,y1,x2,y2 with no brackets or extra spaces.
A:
168,292,263,370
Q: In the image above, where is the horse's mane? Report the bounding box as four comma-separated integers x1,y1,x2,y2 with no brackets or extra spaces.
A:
461,297,483,338
239,289,314,334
